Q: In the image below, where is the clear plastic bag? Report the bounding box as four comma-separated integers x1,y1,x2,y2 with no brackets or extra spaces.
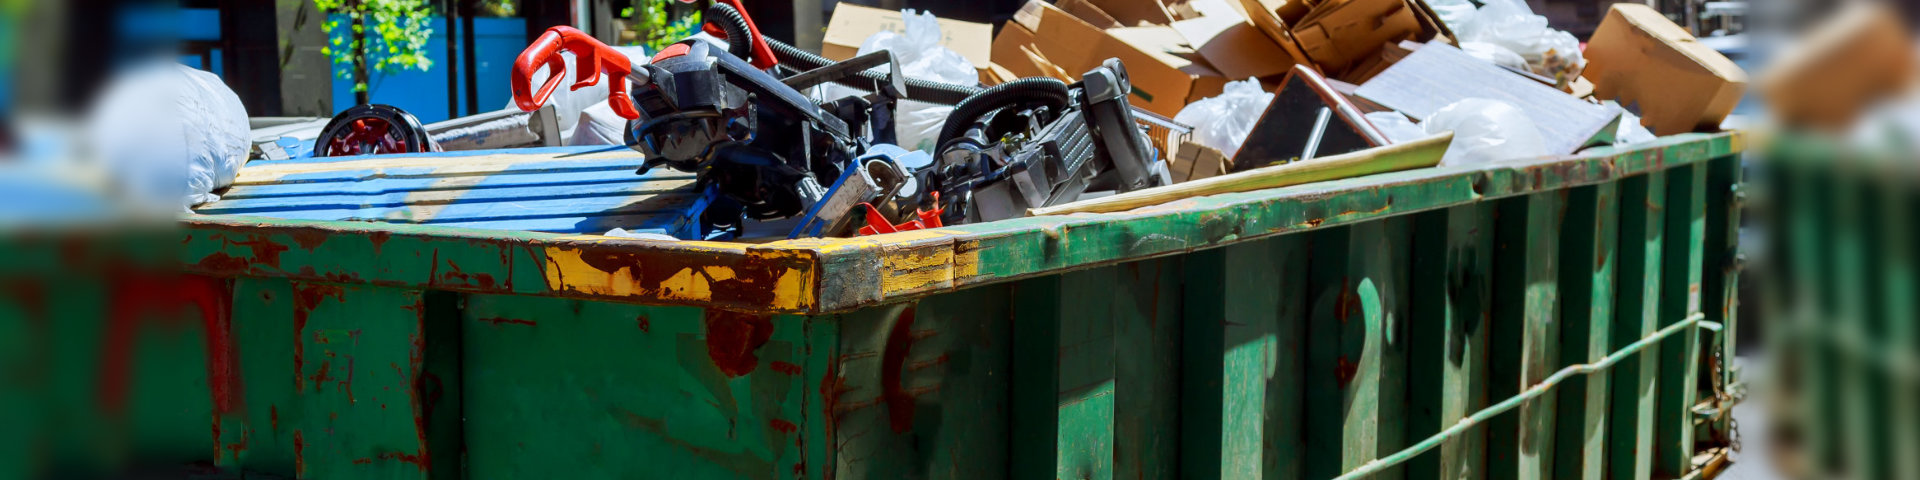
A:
1451,0,1584,83
1423,98,1549,166
1172,78,1274,159
853,9,978,152
1364,111,1428,144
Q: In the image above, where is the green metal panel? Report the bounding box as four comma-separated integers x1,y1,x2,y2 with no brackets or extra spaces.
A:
1303,217,1411,479
1487,192,1564,480
1553,183,1619,480
1408,203,1495,480
1180,235,1308,480
1655,163,1706,478
1608,172,1665,480
115,132,1743,479
1885,182,1920,480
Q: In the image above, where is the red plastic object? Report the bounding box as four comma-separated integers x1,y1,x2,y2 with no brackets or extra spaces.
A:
512,26,639,120
857,199,945,236
691,0,778,69
324,117,408,156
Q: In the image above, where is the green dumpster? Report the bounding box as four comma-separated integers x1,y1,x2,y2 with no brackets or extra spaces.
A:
1759,135,1919,480
126,131,1742,479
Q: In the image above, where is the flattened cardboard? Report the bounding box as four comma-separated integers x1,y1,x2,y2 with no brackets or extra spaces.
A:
1356,41,1624,155
822,3,994,68
1583,4,1746,135
997,0,1223,116
1169,0,1302,78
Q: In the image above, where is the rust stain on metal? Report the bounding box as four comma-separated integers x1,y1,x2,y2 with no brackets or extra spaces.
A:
285,230,329,250
636,315,651,332
881,307,919,433
769,418,798,434
478,317,537,327
367,230,392,253
539,246,815,311
292,284,345,393
704,311,774,377
270,405,279,431
1336,355,1359,388
293,430,306,476
187,275,244,414
770,361,803,376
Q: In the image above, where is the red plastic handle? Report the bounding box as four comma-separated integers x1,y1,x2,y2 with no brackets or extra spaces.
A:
695,0,778,70
512,26,640,120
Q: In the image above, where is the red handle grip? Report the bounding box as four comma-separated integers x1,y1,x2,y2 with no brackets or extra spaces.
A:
511,26,640,120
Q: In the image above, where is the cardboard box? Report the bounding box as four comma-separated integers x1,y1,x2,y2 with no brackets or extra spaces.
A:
1168,0,1302,79
1759,2,1916,130
1170,141,1229,183
1236,0,1452,81
822,3,994,69
1583,4,1747,136
994,0,1224,116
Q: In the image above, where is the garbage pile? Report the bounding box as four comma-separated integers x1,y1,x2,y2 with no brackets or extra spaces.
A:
225,0,1745,242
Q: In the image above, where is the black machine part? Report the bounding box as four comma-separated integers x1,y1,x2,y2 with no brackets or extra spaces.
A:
315,104,435,157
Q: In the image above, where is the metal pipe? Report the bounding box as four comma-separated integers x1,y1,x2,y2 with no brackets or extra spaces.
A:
1333,313,1720,480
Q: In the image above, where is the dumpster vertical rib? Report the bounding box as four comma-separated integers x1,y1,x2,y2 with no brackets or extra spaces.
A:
1886,182,1920,480
1698,154,1741,456
1553,183,1618,480
1409,203,1496,480
1654,163,1706,478
290,284,432,479
1609,172,1665,480
227,278,300,476
1303,218,1412,479
1488,192,1563,480
1114,258,1184,480
1180,235,1308,479
1833,160,1888,480
1012,271,1115,480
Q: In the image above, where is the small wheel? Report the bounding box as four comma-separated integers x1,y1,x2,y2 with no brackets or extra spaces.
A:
315,104,434,157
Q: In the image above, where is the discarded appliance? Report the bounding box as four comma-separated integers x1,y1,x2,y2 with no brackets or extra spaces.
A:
1231,65,1390,170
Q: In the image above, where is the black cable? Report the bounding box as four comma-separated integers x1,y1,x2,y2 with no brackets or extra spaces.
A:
704,3,755,61
935,77,1072,146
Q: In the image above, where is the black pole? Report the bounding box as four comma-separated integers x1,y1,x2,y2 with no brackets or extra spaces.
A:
463,0,481,116
445,0,463,117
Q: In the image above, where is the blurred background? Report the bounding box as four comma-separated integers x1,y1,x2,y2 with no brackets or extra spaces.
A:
3,0,1918,479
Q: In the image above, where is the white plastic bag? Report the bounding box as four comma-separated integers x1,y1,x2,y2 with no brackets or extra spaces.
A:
88,62,250,210
1364,111,1428,144
1172,78,1274,159
1422,98,1549,166
1452,0,1584,82
849,9,978,152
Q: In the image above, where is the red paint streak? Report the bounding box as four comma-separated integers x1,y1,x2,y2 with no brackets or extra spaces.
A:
292,284,345,393
636,315,651,332
478,317,537,327
271,405,280,431
353,458,374,465
881,307,918,433
438,260,498,288
293,430,307,476
819,358,846,453
186,275,244,414
309,360,333,392
704,311,774,377
196,252,251,271
769,419,798,434
770,361,803,376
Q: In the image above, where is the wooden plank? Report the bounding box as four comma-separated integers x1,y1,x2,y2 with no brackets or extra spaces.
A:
1182,235,1309,479
1654,163,1705,479
1608,172,1665,480
288,283,432,479
1552,183,1619,480
1487,192,1563,480
1408,203,1495,480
